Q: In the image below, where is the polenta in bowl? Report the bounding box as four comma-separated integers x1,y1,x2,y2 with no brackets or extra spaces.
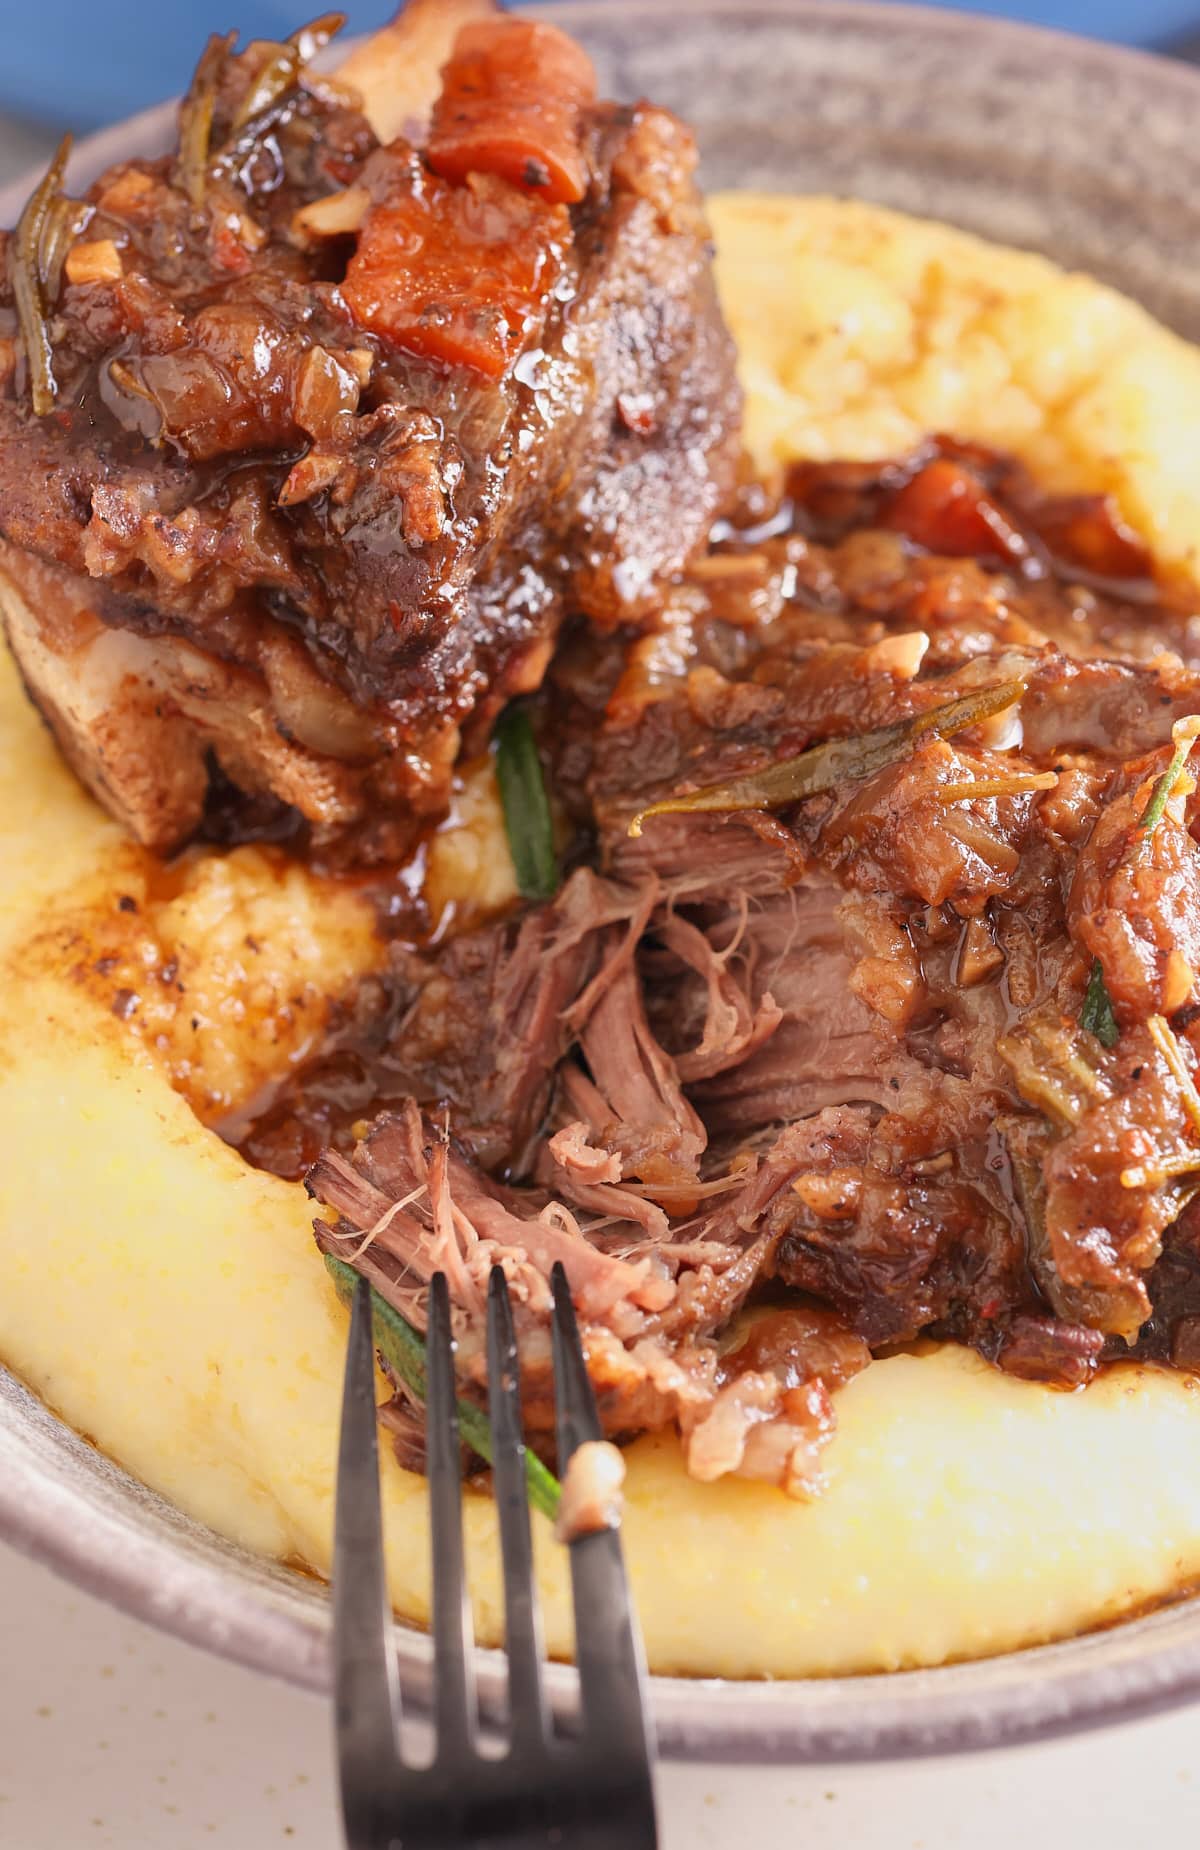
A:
5,0,1200,1741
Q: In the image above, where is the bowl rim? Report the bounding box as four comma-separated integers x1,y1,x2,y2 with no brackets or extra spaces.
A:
8,0,1200,205
8,1350,1200,1765
6,0,1200,1766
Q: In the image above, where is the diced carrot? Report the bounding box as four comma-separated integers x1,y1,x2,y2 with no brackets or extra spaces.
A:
427,19,596,206
881,458,1028,561
342,166,568,379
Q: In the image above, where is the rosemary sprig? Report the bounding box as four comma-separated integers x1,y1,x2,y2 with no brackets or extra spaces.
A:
11,134,72,415
627,676,1026,836
231,15,348,137
323,1253,562,1522
39,192,89,303
177,31,236,208
290,12,348,67
178,17,345,204
1140,716,1200,836
232,44,304,131
1080,959,1119,1050
232,9,345,135
495,706,558,901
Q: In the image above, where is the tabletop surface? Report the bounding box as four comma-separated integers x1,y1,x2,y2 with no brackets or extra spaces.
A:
3,1536,1199,1849
2,99,1199,1850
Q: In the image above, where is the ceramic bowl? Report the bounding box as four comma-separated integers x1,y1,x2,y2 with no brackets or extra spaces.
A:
5,0,1200,1763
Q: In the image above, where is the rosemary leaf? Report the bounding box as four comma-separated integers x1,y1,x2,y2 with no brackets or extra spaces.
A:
1141,716,1200,836
323,1254,561,1522
232,45,303,130
628,675,1027,837
178,31,236,208
1081,959,1119,1050
11,134,72,416
495,707,558,901
39,193,89,306
291,12,349,64
232,16,347,134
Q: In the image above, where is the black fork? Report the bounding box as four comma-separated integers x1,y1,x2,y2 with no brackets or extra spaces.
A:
333,1263,659,1849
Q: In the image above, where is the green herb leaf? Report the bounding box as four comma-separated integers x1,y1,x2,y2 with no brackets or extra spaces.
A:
1081,958,1119,1049
232,45,303,131
12,134,72,416
495,707,558,901
232,16,347,135
290,12,349,64
628,675,1027,836
323,1253,561,1522
39,193,89,305
1140,718,1200,836
177,31,236,208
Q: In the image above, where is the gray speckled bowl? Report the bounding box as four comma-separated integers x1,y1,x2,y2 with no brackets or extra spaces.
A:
5,0,1200,1764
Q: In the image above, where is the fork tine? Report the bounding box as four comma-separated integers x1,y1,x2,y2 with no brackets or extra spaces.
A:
486,1264,548,1747
426,1270,477,1757
551,1264,657,1842
334,1278,401,1836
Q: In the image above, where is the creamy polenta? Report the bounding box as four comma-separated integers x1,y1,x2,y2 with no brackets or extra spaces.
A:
4,197,1200,1676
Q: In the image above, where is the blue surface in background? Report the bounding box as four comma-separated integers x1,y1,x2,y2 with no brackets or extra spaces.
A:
6,1,395,130
4,0,1198,130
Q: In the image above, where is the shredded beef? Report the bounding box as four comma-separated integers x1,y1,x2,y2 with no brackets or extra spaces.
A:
262,436,1200,1496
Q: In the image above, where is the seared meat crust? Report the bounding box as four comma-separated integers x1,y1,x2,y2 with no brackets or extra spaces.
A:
0,12,740,859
